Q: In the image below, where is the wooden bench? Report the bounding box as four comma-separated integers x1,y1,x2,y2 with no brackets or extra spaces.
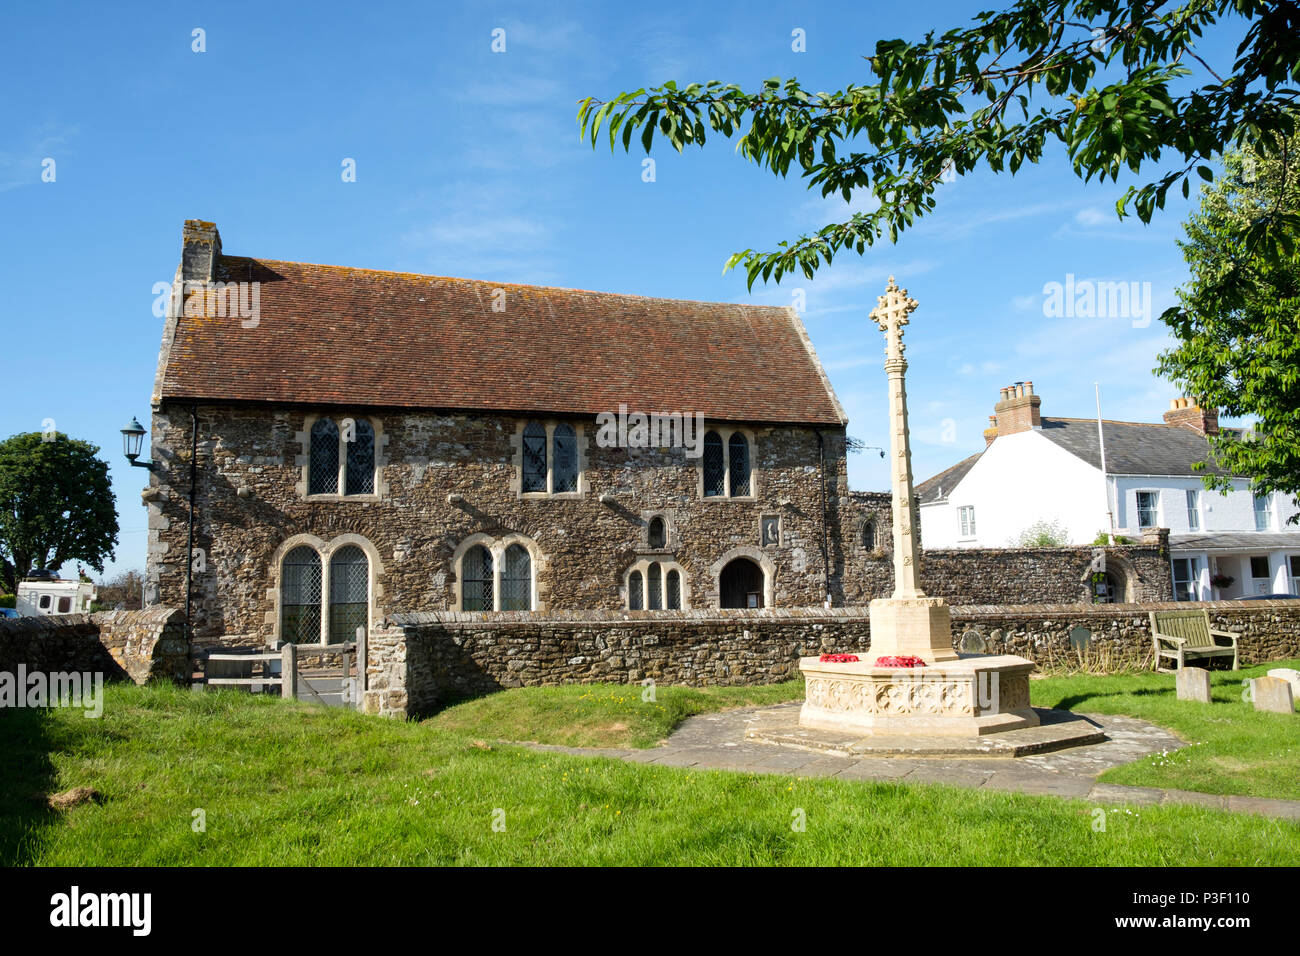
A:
1150,609,1239,673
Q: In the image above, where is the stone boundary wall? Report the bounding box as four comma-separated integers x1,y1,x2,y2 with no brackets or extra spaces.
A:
919,543,1172,605
367,601,1300,717
0,608,189,685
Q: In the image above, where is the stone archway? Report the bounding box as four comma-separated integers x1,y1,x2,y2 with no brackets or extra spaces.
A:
719,557,765,608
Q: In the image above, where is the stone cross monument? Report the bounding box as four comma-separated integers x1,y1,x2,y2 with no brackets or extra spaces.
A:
866,278,957,662
795,278,1042,738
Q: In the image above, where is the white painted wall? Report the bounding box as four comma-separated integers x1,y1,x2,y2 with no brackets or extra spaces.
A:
919,430,1109,548
1112,477,1300,536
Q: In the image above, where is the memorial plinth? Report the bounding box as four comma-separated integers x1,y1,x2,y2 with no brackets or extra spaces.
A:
798,277,1040,740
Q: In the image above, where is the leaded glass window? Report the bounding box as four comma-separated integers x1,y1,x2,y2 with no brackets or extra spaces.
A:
281,546,322,643
666,568,681,610
553,424,577,493
329,545,368,644
522,422,547,493
462,545,493,611
309,419,339,495
501,544,532,611
628,571,643,610
647,562,662,610
648,516,666,549
345,419,375,495
728,433,751,496
703,431,725,497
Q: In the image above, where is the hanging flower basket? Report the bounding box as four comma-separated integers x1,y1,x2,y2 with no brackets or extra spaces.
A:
874,655,927,668
818,653,860,663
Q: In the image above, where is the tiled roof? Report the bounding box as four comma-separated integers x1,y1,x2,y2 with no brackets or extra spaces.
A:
156,256,847,426
1037,417,1229,476
916,451,983,504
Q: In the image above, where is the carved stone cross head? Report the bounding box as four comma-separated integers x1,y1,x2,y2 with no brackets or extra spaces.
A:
870,276,919,351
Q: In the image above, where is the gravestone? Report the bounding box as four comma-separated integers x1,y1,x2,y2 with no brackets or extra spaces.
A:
1251,676,1295,714
1175,666,1211,704
1267,668,1300,701
960,630,987,654
1068,626,1091,654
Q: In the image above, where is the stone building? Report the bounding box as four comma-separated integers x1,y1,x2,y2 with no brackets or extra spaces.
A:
143,221,888,652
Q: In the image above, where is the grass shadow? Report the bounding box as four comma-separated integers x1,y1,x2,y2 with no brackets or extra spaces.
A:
0,705,59,865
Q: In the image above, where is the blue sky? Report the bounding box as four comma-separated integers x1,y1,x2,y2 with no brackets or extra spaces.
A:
0,1,1251,580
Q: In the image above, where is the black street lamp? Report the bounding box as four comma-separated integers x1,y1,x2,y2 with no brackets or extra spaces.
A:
120,417,157,470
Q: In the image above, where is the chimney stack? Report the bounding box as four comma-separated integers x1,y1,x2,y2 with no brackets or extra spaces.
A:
181,219,222,283
983,415,998,447
992,379,1042,437
1163,396,1219,436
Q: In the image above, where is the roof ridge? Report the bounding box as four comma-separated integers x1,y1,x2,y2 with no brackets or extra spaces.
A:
1046,415,1209,431
221,255,793,313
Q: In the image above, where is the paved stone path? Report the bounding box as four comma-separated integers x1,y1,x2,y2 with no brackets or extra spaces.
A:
523,702,1300,821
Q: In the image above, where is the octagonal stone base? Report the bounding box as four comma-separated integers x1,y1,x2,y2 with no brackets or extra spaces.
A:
799,654,1039,737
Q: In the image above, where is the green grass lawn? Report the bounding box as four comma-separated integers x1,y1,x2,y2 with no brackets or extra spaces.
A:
3,681,1298,866
1030,658,1300,800
427,681,806,748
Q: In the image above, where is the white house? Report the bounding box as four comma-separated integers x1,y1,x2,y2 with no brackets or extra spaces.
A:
917,383,1300,602
15,578,98,617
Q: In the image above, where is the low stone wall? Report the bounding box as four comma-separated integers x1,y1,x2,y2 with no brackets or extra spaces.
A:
0,608,189,685
920,543,1172,605
369,600,1300,718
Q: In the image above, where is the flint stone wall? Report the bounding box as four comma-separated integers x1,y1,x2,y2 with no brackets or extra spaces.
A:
0,608,189,684
367,600,1300,717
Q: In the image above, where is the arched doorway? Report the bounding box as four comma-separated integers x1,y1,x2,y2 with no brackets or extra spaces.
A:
720,557,765,608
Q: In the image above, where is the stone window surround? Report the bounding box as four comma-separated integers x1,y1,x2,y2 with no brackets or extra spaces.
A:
706,546,777,609
623,558,690,610
857,514,881,553
451,532,546,612
639,510,678,552
697,426,758,501
296,412,389,502
510,419,588,499
266,532,385,647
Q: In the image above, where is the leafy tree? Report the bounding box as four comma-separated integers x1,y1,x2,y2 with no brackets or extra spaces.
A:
578,0,1299,287
94,568,144,611
1013,519,1072,546
1157,135,1300,510
0,432,118,593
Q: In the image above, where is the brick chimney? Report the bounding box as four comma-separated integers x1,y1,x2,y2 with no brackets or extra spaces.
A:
983,415,998,447
992,380,1041,437
181,219,222,283
1162,397,1219,436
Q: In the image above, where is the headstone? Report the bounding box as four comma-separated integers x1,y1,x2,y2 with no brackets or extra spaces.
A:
1252,676,1295,714
1267,668,1300,701
1068,626,1091,653
1175,666,1211,704
960,630,987,654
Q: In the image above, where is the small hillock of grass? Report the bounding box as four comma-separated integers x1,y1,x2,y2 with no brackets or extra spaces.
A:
426,680,805,748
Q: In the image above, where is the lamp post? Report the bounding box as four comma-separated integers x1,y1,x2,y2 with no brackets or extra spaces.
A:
120,417,157,470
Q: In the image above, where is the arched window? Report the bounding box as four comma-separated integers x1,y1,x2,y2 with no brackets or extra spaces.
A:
647,561,663,610
501,544,533,611
281,546,322,643
862,519,876,551
703,431,725,497
553,424,578,493
345,419,375,495
628,570,644,610
728,433,751,496
309,419,339,494
647,516,666,549
666,569,681,610
329,545,368,643
522,422,547,493
461,545,493,611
